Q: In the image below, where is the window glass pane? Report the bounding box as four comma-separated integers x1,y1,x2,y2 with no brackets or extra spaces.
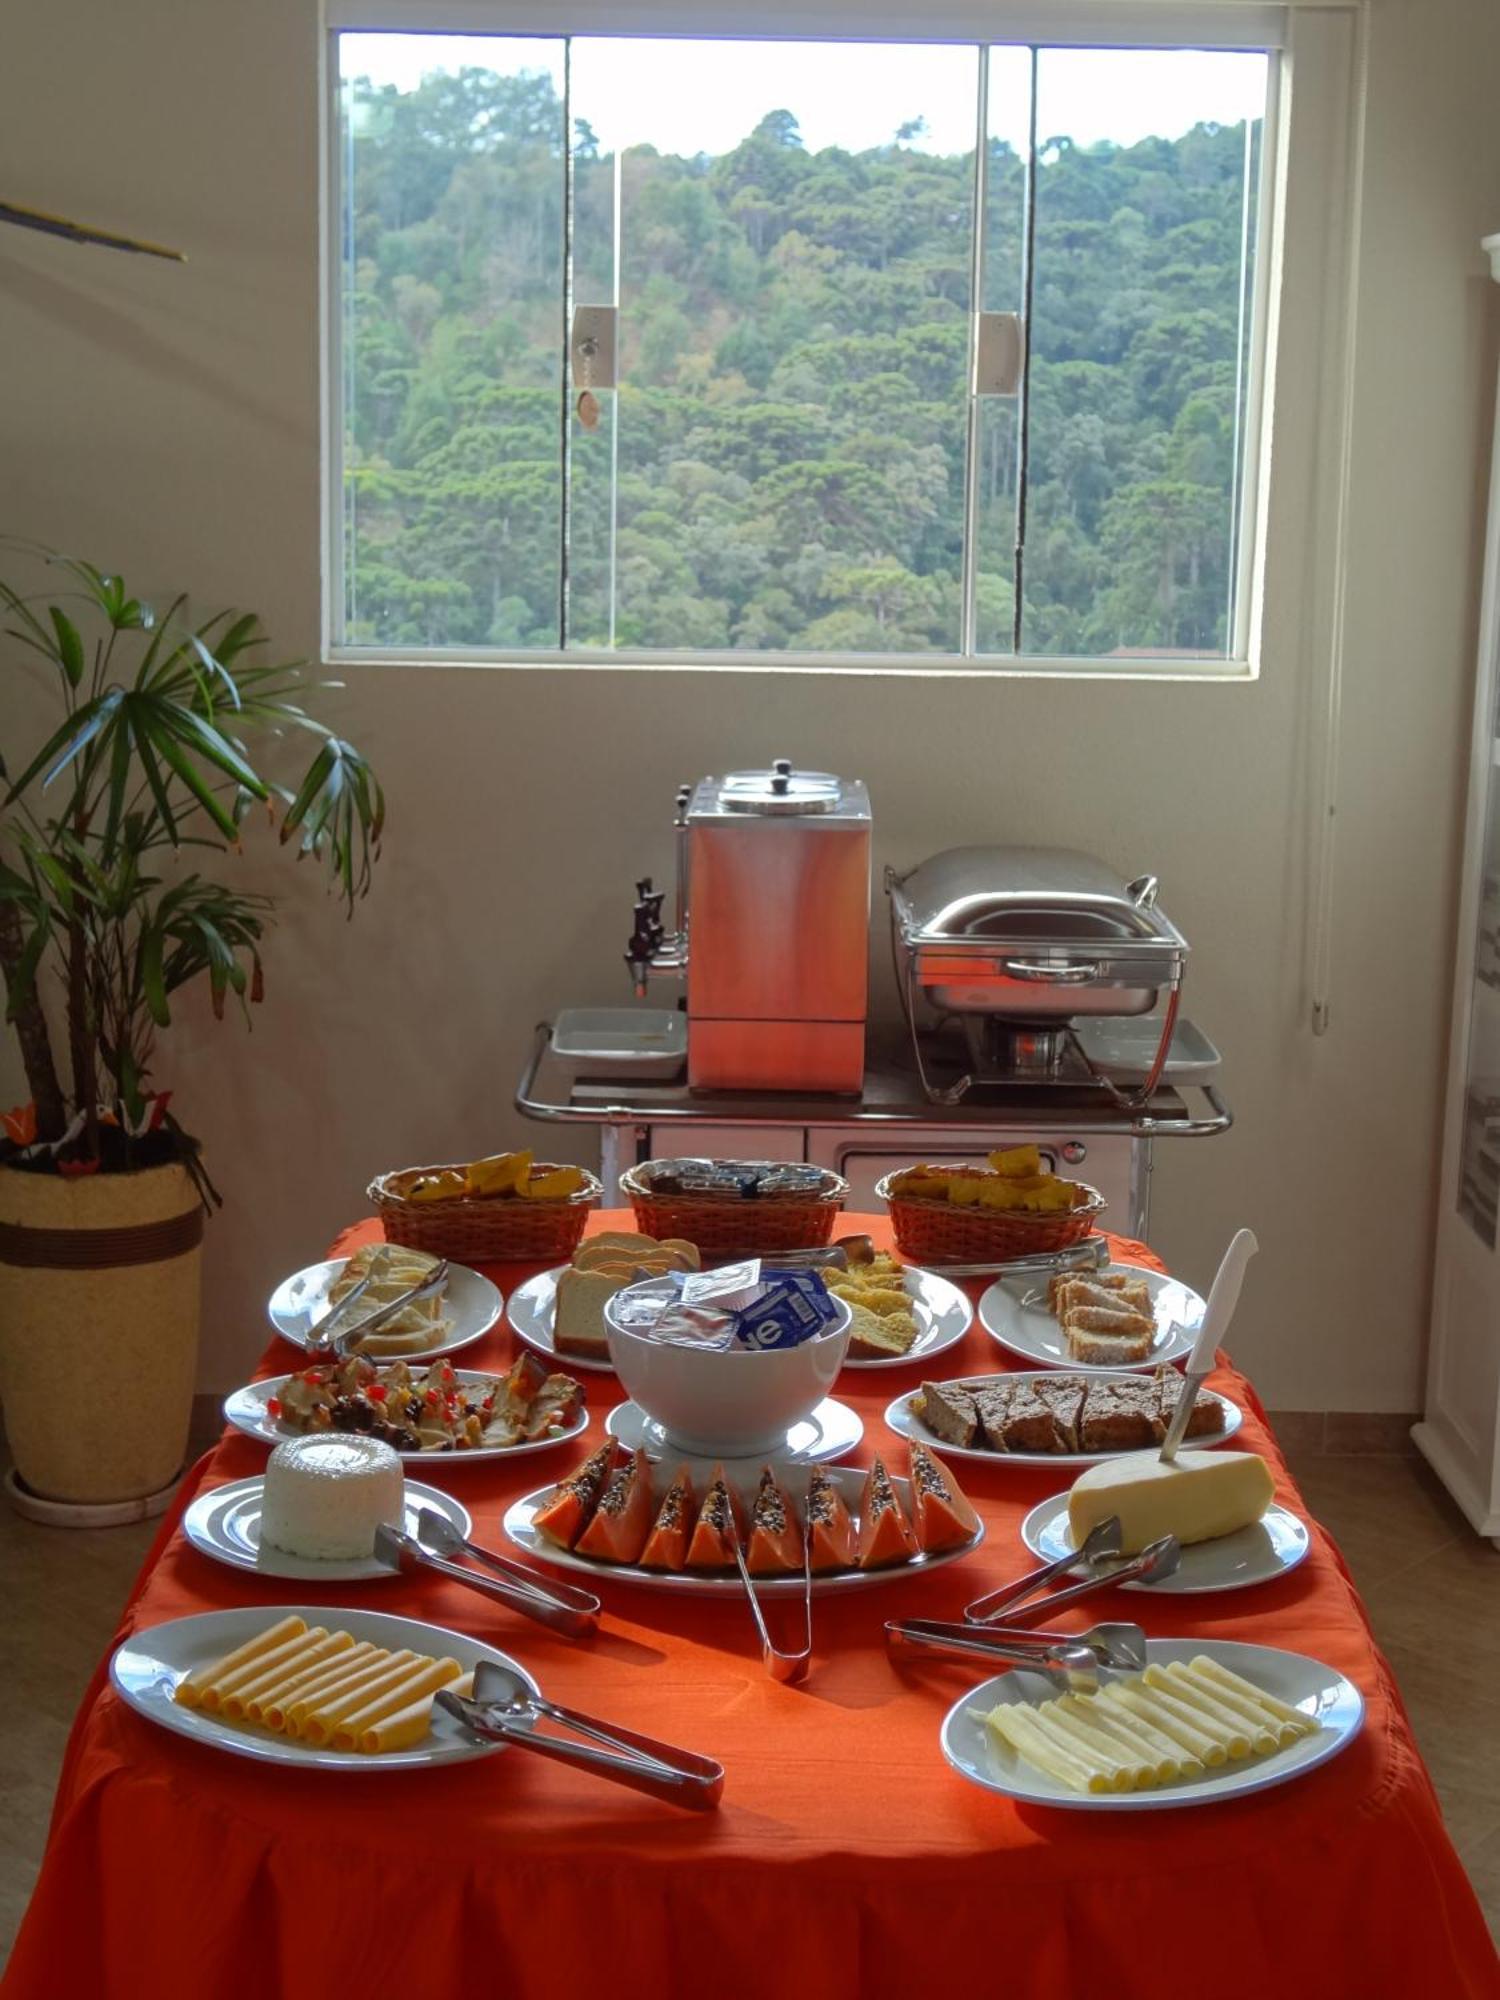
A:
337,33,565,647
571,38,979,653
1014,49,1267,659
971,47,1032,654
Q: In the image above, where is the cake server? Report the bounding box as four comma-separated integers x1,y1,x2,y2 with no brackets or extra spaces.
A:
1159,1227,1258,1463
437,1661,724,1810
372,1523,598,1639
961,1514,1123,1624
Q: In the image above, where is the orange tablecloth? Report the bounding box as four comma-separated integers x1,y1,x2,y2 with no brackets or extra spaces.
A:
7,1215,1497,2000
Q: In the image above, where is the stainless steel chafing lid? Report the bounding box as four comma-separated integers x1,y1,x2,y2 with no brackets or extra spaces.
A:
692,760,869,820
889,847,1187,953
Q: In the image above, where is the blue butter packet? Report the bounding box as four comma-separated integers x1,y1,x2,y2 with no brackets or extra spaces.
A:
730,1270,839,1350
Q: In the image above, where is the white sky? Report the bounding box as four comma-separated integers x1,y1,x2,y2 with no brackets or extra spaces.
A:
339,33,1267,155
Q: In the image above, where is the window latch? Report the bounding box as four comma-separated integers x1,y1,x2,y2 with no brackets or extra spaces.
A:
974,311,1025,396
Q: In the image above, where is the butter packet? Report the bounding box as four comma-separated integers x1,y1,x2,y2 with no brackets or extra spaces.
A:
729,1270,839,1351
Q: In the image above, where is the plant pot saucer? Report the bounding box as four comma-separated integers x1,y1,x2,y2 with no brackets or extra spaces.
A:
4,1464,182,1528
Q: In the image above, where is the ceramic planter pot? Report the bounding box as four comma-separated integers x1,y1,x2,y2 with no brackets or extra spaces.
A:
0,1159,202,1509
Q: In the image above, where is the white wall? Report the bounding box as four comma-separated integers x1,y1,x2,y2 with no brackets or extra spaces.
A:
2,0,1497,1408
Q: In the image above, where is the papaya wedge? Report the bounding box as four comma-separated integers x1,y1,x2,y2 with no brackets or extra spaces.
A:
531,1439,625,1548
685,1463,745,1569
856,1455,918,1569
805,1466,858,1572
639,1464,695,1571
575,1448,654,1564
905,1442,980,1554
746,1466,803,1574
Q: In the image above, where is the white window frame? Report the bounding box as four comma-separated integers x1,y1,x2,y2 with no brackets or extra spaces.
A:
319,0,1361,683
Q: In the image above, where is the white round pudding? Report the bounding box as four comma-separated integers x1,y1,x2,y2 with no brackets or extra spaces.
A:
259,1434,404,1560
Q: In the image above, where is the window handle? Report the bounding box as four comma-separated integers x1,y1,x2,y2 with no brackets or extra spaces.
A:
570,304,617,390
974,311,1024,396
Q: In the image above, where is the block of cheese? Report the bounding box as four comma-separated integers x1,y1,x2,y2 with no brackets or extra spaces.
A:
1067,1448,1275,1556
259,1434,404,1559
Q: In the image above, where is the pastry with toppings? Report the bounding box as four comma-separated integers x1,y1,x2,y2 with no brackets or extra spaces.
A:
268,1350,583,1453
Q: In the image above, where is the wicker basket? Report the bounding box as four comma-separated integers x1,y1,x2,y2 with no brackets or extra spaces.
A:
620,1160,848,1257
368,1163,601,1264
875,1169,1105,1265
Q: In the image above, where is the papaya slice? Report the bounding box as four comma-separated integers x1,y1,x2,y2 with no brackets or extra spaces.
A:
639,1465,696,1572
685,1463,745,1570
805,1466,858,1572
746,1466,803,1574
905,1442,981,1554
856,1455,918,1570
576,1448,654,1564
531,1439,624,1548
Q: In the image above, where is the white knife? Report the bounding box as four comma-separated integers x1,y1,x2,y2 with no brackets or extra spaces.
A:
1159,1228,1258,1462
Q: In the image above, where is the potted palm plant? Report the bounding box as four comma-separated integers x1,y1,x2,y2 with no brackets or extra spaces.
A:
0,547,383,1519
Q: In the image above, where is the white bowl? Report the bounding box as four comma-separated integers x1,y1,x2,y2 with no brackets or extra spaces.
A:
604,1283,852,1457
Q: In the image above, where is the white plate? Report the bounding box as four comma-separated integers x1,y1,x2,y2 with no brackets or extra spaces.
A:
503,1459,984,1598
182,1476,471,1582
507,1266,616,1374
111,1604,537,1772
269,1257,502,1365
979,1262,1204,1374
1021,1489,1311,1594
838,1266,974,1371
941,1637,1362,1811
605,1394,863,1468
883,1374,1244,1468
222,1371,589,1464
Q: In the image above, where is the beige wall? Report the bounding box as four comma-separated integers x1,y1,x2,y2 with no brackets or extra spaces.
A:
2,0,1497,1407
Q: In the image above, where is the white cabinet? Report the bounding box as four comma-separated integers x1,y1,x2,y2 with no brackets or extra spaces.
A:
1414,234,1500,1540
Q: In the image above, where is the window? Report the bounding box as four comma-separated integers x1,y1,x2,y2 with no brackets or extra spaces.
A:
326,14,1277,669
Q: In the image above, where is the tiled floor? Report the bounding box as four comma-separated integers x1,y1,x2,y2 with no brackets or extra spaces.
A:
3,1447,1499,1968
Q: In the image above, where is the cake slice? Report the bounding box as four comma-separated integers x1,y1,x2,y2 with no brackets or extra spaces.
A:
913,1379,980,1449
1078,1378,1165,1452
1151,1368,1223,1441
1066,1317,1156,1367
975,1382,1054,1454
846,1300,918,1360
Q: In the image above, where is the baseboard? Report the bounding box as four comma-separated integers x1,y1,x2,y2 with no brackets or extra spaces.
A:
1265,1410,1420,1455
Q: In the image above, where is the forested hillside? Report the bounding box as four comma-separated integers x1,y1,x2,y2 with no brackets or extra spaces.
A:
341,65,1257,657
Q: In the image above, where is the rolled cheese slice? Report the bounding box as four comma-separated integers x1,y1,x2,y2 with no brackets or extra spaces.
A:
1067,1448,1275,1556
174,1615,306,1709
263,1644,381,1732
197,1627,327,1714
299,1652,425,1744
241,1632,354,1724
332,1656,463,1751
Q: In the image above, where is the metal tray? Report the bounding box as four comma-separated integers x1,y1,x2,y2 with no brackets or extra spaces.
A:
550,1008,686,1080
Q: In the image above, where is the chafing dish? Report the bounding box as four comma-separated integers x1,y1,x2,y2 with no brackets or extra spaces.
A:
887,847,1190,1105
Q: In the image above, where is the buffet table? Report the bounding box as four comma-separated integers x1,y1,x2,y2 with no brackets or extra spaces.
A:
6,1215,1497,2000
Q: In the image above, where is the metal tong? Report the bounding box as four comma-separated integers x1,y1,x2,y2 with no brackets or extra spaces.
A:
373,1508,600,1639
438,1659,724,1810
731,1520,813,1684
886,1618,1148,1692
964,1523,1182,1626
963,1514,1122,1623
306,1253,451,1359
920,1237,1111,1283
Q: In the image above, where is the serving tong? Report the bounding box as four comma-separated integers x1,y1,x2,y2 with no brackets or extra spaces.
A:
730,1519,813,1684
437,1659,724,1810
924,1236,1111,1285
373,1507,600,1640
961,1517,1181,1627
886,1618,1149,1693
304,1249,451,1360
